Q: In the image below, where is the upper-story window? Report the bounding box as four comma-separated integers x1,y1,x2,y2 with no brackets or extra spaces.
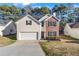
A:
26,20,32,25
48,21,57,26
41,21,44,27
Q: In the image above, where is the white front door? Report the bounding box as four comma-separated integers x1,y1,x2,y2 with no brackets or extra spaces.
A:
19,32,37,40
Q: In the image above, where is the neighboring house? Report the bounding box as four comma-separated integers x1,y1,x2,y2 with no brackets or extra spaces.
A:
75,12,79,22
64,22,79,39
0,13,4,20
0,20,16,36
16,14,59,40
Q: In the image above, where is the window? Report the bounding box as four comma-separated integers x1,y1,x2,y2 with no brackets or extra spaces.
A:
53,22,57,26
41,21,44,27
9,29,13,34
48,31,57,36
48,21,52,26
26,20,32,25
53,31,57,36
48,31,52,36
48,21,56,26
10,29,13,32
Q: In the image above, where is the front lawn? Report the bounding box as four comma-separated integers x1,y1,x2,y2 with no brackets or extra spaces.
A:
0,34,16,47
40,35,79,56
40,41,79,56
60,35,78,40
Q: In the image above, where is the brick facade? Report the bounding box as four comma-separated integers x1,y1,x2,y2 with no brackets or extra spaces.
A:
44,17,59,38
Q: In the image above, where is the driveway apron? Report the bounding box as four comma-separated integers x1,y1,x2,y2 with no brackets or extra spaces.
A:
0,40,45,56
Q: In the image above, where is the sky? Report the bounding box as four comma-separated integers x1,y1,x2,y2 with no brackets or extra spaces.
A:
30,3,56,9
0,3,79,9
30,3,79,9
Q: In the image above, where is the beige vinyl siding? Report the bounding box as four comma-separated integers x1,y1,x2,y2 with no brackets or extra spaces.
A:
16,15,41,40
64,24,79,39
2,22,16,35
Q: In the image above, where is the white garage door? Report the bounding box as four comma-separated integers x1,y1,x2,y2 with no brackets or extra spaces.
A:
19,32,37,40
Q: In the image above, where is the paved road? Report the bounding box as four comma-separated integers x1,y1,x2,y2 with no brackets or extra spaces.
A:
0,40,45,56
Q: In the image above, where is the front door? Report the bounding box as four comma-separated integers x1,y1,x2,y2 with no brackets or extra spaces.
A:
41,32,44,38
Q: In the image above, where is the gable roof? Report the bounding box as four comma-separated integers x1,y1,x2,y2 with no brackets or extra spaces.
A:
31,12,45,20
39,14,50,22
69,22,79,28
0,20,10,26
16,14,40,24
39,14,59,22
0,20,14,31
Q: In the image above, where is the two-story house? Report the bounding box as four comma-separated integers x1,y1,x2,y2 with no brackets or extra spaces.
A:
39,14,59,39
16,14,59,40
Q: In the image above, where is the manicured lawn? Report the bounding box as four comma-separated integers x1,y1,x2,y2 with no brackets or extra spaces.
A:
0,34,16,47
40,35,79,56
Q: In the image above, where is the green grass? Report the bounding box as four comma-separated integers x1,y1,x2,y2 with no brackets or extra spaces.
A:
0,34,16,47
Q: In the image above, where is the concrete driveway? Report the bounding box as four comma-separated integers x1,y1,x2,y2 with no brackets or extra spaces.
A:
0,40,45,56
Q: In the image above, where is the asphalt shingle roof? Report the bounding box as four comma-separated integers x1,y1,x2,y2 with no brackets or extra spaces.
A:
0,20,10,26
69,22,79,28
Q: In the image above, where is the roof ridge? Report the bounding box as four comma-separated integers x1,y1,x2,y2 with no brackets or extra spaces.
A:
16,14,40,24
27,14,39,23
1,20,13,31
39,14,51,22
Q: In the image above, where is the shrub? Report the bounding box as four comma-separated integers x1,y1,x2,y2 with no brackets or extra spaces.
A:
60,35,79,40
46,36,60,41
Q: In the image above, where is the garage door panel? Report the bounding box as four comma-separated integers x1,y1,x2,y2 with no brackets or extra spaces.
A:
19,32,37,40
